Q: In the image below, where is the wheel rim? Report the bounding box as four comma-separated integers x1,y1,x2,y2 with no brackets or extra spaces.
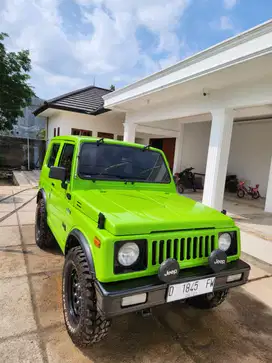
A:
68,267,81,325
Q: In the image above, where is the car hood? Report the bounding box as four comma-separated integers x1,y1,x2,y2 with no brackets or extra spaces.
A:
74,189,235,236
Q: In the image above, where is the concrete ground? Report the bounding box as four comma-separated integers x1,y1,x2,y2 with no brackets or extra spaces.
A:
0,187,272,363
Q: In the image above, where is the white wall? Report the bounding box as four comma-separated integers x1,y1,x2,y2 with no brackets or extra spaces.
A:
47,110,151,145
228,120,272,196
47,110,125,141
181,121,211,174
178,119,272,196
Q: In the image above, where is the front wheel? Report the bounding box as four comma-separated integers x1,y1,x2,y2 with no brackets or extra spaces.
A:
237,189,245,198
187,289,228,309
62,246,111,347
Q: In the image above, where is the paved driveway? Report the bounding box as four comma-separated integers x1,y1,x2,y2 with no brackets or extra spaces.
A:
0,188,272,363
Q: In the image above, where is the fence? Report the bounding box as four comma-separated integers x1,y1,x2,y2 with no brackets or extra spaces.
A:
0,136,46,170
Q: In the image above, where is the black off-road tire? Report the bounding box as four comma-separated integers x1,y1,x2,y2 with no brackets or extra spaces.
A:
62,246,111,347
35,198,56,249
187,289,229,309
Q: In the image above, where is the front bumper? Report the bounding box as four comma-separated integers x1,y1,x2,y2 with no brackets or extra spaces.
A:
95,259,250,318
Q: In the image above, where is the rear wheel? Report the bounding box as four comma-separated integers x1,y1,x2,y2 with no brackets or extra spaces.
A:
63,246,111,347
252,191,260,199
237,189,245,198
35,198,55,249
187,289,228,309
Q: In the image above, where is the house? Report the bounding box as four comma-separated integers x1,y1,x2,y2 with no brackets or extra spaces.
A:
34,86,150,145
102,20,272,213
33,86,175,166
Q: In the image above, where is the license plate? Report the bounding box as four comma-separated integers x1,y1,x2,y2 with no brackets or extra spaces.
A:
167,277,216,303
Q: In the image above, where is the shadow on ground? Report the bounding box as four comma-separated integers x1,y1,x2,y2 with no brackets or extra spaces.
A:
76,288,272,363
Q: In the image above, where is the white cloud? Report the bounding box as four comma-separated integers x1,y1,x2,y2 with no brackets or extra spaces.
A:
220,16,234,30
223,0,237,10
0,0,191,98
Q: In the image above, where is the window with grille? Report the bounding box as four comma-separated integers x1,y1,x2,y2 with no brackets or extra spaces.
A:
71,128,92,136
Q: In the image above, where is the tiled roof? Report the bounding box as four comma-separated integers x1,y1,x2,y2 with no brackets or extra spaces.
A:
33,86,112,116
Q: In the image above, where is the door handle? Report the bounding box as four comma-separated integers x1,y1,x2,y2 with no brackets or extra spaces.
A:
51,182,55,187
66,193,71,200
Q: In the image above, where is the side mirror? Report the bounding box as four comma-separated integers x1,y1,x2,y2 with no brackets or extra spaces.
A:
49,166,66,182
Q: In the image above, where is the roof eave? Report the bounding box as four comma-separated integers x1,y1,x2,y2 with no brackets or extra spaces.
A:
103,19,272,104
33,103,109,117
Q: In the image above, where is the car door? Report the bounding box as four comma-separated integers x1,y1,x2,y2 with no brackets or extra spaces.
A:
49,142,76,249
40,142,61,228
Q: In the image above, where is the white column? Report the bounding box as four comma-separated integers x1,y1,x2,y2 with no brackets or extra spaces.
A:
265,157,272,212
173,123,184,174
123,122,136,143
202,108,234,211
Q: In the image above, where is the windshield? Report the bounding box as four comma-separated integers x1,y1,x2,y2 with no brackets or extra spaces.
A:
78,143,171,183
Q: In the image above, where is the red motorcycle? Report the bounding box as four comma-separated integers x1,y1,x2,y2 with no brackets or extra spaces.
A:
237,181,260,199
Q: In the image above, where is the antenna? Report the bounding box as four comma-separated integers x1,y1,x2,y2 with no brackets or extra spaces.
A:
93,76,96,86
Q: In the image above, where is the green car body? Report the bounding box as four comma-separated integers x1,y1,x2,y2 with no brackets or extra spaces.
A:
36,135,250,345
39,136,240,282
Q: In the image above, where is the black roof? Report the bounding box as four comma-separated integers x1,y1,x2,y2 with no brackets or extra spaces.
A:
33,85,112,116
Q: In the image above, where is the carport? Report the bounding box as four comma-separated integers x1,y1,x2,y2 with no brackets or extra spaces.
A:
104,20,272,213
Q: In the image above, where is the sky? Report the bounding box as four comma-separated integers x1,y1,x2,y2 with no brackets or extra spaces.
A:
1,0,271,100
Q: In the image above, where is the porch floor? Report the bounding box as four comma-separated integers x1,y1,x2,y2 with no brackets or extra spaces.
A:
184,190,272,265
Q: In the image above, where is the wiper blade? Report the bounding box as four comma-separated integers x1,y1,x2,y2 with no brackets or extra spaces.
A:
80,172,145,183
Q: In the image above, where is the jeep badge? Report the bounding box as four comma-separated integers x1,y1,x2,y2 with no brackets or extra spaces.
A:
208,249,227,272
158,258,180,282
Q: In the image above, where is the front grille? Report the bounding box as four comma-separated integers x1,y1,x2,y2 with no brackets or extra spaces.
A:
151,235,215,266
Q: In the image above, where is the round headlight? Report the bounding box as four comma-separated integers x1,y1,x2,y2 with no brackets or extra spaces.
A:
219,233,231,251
118,242,140,266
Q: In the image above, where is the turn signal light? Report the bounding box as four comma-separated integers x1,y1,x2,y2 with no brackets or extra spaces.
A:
121,293,147,307
227,273,242,282
94,237,101,248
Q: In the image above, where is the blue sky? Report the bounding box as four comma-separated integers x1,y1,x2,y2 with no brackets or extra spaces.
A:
1,0,271,99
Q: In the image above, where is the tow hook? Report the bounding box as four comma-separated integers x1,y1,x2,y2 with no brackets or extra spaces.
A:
140,308,152,318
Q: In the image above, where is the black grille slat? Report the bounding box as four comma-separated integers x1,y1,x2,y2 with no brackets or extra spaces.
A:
159,240,164,263
205,236,209,256
199,236,203,258
211,235,215,252
187,237,191,260
151,234,216,265
180,238,185,260
167,240,171,259
173,239,178,260
193,237,198,259
152,241,157,265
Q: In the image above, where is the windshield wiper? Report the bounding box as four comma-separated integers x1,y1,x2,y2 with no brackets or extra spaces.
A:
81,173,145,183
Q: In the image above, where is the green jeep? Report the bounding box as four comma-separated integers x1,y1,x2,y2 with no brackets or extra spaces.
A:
36,136,250,346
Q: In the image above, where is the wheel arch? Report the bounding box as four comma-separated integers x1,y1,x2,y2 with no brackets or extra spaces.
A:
65,229,96,278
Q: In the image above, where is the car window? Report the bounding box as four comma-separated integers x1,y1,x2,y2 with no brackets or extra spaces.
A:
78,143,171,183
58,143,75,180
47,143,60,167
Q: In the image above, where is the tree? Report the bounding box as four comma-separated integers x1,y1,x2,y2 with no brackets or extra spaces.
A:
0,32,34,131
110,84,115,91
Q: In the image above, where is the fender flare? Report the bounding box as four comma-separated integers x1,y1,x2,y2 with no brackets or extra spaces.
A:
37,188,47,204
36,188,47,218
66,229,96,278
